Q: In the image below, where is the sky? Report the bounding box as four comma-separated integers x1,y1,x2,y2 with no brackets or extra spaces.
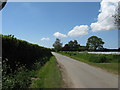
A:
1,1,119,49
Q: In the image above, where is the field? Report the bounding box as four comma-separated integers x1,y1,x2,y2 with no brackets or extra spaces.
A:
59,51,119,74
30,56,63,88
88,52,120,54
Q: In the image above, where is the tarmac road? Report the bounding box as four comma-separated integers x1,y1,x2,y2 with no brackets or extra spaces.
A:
52,52,118,88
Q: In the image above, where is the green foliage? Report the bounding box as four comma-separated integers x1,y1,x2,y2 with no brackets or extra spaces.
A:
86,36,104,50
2,66,31,88
2,34,52,88
2,58,52,89
60,51,120,63
59,51,119,74
2,61,44,89
89,55,110,63
30,56,62,88
2,34,52,72
53,38,62,51
62,40,81,51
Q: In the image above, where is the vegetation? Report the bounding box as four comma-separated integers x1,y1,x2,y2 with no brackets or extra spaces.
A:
2,34,52,88
3,66,32,88
30,56,63,88
86,36,104,50
62,40,81,51
59,51,119,74
53,38,62,52
53,36,119,52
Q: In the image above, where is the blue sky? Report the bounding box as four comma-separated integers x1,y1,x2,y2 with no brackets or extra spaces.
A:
2,2,118,49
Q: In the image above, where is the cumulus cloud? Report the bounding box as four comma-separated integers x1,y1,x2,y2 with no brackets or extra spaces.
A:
90,0,119,32
53,25,89,38
41,38,50,41
53,0,119,38
68,25,89,37
53,32,67,38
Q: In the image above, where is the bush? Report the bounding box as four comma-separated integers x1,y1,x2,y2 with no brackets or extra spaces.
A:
89,55,110,63
2,66,31,88
112,55,120,63
2,34,52,88
2,34,52,73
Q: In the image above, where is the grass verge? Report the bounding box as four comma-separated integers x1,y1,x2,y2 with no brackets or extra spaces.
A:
59,51,119,74
30,56,63,88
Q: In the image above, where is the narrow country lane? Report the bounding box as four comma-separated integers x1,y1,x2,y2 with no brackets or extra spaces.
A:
52,52,118,88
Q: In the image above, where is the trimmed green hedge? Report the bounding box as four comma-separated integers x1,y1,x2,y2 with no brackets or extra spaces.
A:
2,34,52,88
2,35,52,72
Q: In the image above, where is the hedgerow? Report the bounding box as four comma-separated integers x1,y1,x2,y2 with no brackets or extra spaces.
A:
2,34,52,88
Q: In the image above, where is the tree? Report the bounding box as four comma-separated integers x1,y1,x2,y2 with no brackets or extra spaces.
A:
68,40,80,51
86,36,104,51
79,46,87,51
53,38,62,51
62,40,80,51
62,44,70,51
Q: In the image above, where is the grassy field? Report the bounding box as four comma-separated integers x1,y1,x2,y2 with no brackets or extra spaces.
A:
59,51,119,74
30,56,63,88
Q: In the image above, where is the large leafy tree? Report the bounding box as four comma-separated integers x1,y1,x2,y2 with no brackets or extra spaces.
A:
68,40,80,51
53,38,62,51
86,36,104,50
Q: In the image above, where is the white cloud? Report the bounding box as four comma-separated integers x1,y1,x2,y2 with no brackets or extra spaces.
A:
41,38,50,41
68,25,89,37
90,0,119,32
53,32,67,38
53,25,89,38
52,0,119,38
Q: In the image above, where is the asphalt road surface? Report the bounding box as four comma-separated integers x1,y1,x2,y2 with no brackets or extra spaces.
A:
52,52,118,88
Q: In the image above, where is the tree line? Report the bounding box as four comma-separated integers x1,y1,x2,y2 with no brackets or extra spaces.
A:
53,36,119,52
53,2,120,52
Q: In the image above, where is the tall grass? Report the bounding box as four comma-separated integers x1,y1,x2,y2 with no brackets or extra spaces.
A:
30,56,63,88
